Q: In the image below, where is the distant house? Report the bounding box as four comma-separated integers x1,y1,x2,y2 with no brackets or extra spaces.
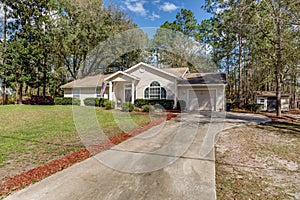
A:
61,62,227,111
0,78,15,95
254,91,291,111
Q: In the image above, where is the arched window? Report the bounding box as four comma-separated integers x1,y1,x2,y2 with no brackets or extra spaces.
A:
144,81,167,99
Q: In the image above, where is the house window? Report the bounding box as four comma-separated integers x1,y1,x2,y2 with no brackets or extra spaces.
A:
260,99,265,104
144,81,167,99
73,89,80,99
96,88,101,98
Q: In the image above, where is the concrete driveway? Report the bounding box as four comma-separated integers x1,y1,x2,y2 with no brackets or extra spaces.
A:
4,112,270,200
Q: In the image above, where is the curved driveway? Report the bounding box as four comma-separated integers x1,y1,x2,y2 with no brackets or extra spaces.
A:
5,112,270,200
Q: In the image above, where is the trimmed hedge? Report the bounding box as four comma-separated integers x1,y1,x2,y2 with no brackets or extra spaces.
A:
54,97,80,106
121,102,134,112
134,99,186,111
84,98,98,106
22,96,54,105
99,98,108,107
104,100,115,110
83,98,109,107
142,105,155,112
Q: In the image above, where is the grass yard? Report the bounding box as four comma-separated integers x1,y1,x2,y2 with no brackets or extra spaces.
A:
0,105,150,179
215,120,300,199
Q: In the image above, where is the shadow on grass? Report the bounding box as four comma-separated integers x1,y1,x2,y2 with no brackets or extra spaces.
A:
257,121,300,137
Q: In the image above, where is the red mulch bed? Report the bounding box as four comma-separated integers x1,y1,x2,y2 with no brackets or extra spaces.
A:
0,113,177,196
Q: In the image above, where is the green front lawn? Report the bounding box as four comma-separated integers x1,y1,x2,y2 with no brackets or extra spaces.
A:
0,105,150,174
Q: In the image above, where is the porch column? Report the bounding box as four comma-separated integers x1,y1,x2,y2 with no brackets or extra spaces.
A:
174,79,178,109
131,80,135,104
109,81,113,101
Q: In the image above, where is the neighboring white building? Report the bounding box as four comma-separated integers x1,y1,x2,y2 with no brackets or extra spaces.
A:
254,91,291,111
61,62,227,111
0,78,15,95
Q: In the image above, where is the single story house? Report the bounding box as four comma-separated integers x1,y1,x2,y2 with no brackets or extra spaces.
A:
61,62,227,111
0,78,15,95
254,91,291,111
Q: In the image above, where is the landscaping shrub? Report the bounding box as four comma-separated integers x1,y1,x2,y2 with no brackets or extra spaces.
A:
121,102,134,112
134,99,149,108
54,97,80,105
83,98,99,106
98,98,108,107
22,96,54,105
142,105,155,112
134,107,142,112
95,98,100,107
245,104,264,113
134,99,173,110
134,99,186,111
104,100,115,110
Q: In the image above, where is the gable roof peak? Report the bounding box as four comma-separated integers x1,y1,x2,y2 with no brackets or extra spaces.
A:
125,62,183,80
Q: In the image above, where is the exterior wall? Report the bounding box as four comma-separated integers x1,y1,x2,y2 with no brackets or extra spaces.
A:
256,97,267,111
281,98,290,111
63,88,73,98
63,87,98,105
129,67,176,100
178,85,225,111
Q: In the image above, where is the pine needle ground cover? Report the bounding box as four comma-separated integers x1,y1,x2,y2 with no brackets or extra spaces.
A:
216,121,300,199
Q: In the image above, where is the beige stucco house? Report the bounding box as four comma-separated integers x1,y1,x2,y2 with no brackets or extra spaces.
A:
61,62,227,111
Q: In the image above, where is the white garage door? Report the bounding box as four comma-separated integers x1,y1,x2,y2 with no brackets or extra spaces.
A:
188,90,216,111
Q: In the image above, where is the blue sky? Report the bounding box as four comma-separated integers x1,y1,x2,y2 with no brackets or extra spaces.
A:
103,0,211,28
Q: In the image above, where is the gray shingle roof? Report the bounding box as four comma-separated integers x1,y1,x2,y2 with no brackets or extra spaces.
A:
60,74,111,89
61,68,227,89
161,68,188,77
255,91,291,97
179,72,227,85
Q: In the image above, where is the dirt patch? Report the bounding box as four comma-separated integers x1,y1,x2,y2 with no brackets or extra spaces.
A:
287,110,300,115
263,113,298,122
215,121,300,199
231,109,300,122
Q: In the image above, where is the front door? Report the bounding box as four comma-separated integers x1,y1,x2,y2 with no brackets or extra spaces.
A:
124,84,132,102
267,97,276,111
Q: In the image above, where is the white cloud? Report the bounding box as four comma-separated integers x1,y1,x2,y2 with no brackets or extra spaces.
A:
149,12,160,21
153,0,161,4
124,0,147,16
159,2,179,12
0,4,4,19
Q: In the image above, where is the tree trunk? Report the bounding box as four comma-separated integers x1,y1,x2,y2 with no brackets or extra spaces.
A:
43,63,47,97
1,78,5,105
244,69,249,105
19,83,23,104
237,34,243,108
292,74,297,109
1,1,7,105
275,5,282,117
226,55,231,100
